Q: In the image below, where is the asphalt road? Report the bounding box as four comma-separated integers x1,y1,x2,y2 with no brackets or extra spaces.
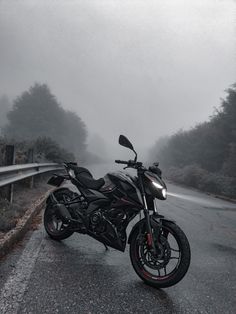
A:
0,180,236,314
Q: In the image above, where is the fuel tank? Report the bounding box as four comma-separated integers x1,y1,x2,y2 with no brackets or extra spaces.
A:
100,171,143,207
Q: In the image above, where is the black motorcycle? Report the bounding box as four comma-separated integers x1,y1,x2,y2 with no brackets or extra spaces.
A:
44,135,191,288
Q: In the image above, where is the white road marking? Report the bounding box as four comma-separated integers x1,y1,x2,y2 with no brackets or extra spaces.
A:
0,229,43,314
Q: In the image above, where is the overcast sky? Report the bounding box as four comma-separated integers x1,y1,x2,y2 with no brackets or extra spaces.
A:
0,0,235,154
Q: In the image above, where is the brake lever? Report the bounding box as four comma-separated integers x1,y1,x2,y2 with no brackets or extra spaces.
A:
123,166,129,170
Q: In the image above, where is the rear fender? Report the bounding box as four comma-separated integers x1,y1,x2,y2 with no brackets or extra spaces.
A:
46,187,74,205
47,174,68,187
127,215,175,244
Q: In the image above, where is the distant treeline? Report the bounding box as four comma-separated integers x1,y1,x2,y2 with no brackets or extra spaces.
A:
0,83,102,164
150,83,236,198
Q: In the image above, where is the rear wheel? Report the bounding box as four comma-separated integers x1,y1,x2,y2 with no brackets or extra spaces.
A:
129,220,191,288
44,189,74,241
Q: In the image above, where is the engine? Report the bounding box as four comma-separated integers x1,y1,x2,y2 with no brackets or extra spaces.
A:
89,208,126,241
89,209,106,234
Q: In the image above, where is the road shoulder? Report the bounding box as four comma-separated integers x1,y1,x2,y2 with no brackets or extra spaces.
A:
0,192,48,258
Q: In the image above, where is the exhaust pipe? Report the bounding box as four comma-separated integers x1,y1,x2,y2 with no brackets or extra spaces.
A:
53,203,72,223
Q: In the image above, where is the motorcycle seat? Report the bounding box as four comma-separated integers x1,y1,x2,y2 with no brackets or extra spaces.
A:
73,166,105,190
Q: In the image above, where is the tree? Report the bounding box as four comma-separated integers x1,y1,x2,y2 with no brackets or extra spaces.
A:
4,83,87,159
150,82,236,175
222,143,236,177
63,110,87,158
149,82,236,197
0,95,11,134
148,136,170,164
33,137,75,163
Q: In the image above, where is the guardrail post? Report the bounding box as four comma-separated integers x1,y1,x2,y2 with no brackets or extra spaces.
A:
5,145,15,203
27,149,34,163
28,149,34,188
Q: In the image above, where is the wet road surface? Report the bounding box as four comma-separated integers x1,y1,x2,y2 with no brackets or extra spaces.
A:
0,182,236,314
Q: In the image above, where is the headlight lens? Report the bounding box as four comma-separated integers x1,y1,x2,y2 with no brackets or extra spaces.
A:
68,169,75,178
152,181,167,199
162,188,167,199
152,181,163,189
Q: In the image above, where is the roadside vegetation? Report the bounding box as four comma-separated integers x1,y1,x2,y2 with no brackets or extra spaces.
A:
149,83,236,198
0,82,101,233
0,178,50,234
2,83,87,161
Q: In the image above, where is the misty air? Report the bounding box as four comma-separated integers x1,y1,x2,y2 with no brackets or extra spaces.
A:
0,1,235,313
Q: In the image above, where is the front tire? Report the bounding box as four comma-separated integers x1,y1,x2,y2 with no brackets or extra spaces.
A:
129,220,191,288
44,189,74,241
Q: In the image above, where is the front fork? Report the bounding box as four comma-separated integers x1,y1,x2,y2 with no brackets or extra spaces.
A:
142,196,160,253
139,173,159,254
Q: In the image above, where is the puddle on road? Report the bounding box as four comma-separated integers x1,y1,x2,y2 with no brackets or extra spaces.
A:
212,243,236,256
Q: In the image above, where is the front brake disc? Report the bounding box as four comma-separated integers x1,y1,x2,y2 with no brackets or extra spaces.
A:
140,235,171,270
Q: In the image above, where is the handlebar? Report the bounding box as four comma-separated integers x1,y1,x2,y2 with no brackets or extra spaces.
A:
115,159,143,169
115,160,129,165
64,162,77,167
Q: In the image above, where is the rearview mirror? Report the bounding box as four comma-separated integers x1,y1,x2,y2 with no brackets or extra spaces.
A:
119,135,134,150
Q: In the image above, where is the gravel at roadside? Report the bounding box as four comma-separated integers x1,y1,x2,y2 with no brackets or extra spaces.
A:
0,176,52,257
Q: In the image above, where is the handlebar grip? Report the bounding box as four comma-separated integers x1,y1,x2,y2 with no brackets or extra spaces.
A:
115,160,128,164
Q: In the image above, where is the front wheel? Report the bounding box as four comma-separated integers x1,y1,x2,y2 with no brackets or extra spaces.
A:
129,220,191,288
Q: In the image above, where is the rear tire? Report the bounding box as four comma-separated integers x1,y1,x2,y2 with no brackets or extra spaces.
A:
129,220,191,288
44,189,74,241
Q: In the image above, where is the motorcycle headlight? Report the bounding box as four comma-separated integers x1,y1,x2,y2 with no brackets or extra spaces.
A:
152,181,167,199
162,188,167,199
152,181,163,189
68,169,76,178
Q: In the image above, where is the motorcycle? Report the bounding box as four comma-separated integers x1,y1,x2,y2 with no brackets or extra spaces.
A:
44,135,191,288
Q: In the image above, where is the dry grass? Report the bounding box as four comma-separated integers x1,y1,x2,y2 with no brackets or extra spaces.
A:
0,175,50,233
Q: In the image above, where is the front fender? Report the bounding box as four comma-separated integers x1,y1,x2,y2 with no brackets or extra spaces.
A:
127,215,175,244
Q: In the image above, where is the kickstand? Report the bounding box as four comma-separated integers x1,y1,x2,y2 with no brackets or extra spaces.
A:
103,243,109,251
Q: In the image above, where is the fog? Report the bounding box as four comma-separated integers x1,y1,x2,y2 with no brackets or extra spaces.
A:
0,0,235,157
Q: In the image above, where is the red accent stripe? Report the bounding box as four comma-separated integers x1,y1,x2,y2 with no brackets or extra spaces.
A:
141,269,151,278
147,233,152,247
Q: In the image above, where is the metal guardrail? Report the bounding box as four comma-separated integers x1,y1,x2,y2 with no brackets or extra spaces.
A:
0,163,63,188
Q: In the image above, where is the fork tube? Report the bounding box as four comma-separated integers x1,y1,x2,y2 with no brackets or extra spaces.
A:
138,172,156,252
153,199,158,214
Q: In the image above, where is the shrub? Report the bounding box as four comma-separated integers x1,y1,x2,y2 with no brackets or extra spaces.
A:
33,137,75,163
0,198,22,232
166,164,236,198
0,136,75,165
